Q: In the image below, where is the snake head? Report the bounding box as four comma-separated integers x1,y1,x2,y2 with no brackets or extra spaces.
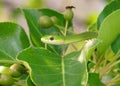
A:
41,35,64,45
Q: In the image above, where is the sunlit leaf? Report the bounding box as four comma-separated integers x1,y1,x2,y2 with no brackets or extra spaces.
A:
97,0,120,29
97,10,120,56
97,0,120,54
0,22,30,60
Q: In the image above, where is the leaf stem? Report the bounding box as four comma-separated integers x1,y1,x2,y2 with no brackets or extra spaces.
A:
54,24,64,35
94,55,104,72
61,56,66,86
71,44,78,51
64,21,69,36
100,59,120,78
45,43,47,49
54,24,73,34
105,77,120,86
61,20,69,86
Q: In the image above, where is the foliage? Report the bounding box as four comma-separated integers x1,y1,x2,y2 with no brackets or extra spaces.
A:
0,0,120,86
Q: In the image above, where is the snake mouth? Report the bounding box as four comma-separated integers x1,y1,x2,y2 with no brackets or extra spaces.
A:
41,37,54,44
41,37,45,43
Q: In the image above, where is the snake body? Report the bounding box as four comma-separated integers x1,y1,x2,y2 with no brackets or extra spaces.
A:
41,32,98,45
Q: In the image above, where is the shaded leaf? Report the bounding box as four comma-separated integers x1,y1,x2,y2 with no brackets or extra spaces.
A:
17,47,87,86
111,34,120,53
88,73,105,86
27,76,35,86
22,9,72,55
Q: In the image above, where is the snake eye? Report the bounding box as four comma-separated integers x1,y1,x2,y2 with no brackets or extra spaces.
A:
50,36,54,41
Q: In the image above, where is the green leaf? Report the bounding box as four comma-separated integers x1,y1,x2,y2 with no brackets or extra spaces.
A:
97,0,120,54
0,50,13,60
17,47,87,86
87,61,95,71
87,23,97,32
111,35,120,53
88,73,105,86
22,9,72,55
105,0,113,3
97,0,120,29
27,76,35,86
97,9,120,56
0,22,30,59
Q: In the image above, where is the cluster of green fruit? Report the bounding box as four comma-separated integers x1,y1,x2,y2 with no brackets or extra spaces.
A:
38,6,74,29
0,64,27,86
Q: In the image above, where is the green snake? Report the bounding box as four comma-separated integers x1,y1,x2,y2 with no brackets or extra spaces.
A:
41,32,98,45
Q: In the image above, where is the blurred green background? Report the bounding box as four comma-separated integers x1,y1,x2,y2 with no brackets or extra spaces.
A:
0,0,112,33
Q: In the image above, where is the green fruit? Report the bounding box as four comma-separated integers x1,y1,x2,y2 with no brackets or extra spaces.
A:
38,16,53,28
0,74,14,86
9,64,26,77
51,16,59,24
63,7,74,21
0,66,10,74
